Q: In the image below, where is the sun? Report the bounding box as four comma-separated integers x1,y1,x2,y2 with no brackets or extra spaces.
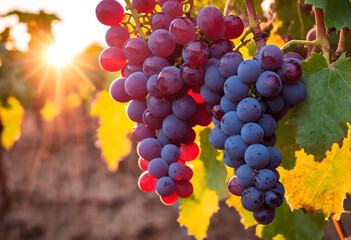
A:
46,43,73,67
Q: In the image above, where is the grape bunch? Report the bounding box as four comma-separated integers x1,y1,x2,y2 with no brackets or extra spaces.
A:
95,0,245,204
207,44,306,224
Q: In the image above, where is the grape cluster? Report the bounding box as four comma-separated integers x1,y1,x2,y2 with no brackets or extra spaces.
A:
207,44,306,224
95,0,245,204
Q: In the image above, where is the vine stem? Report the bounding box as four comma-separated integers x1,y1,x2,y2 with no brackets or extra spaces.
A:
332,27,349,62
244,0,266,51
280,39,320,51
314,8,330,63
124,0,148,40
332,215,346,240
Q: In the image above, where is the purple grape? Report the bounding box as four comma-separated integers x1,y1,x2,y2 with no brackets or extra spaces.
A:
148,157,169,178
225,135,248,160
256,114,277,137
109,77,132,103
146,95,172,118
172,94,197,120
137,137,162,160
169,17,196,45
200,84,222,104
142,109,164,129
132,123,156,142
105,25,130,48
253,205,276,225
224,76,249,102
256,71,282,98
241,122,264,144
162,114,187,140
161,0,183,19
258,44,284,70
244,144,270,169
237,59,262,84
223,151,245,168
209,125,228,150
126,99,147,123
219,52,243,78
143,56,170,78
220,96,237,113
168,162,186,180
204,65,226,92
124,72,149,99
277,59,302,84
197,6,225,37
180,64,204,86
151,12,173,30
148,29,176,57
228,176,246,196
223,15,244,39
182,40,209,68
255,169,277,191
209,39,236,59
157,66,183,95
236,97,262,122
236,164,255,187
156,176,175,196
265,95,284,114
241,186,264,211
281,81,306,105
123,63,143,78
220,111,244,136
123,37,151,64
161,144,180,164
132,0,156,13
265,189,284,208
147,75,166,98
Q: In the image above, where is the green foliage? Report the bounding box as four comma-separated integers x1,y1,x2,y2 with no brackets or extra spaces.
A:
257,201,326,240
274,0,315,39
291,53,351,160
198,128,228,199
305,0,351,30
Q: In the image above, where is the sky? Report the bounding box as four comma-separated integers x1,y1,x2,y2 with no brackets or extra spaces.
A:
0,0,120,55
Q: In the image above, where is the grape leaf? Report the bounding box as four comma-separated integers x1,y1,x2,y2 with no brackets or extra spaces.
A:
291,53,351,160
305,0,351,30
274,0,315,39
178,158,219,240
256,201,326,240
90,90,134,171
275,110,300,170
279,123,351,220
0,97,24,150
198,128,228,199
226,194,257,229
40,100,60,121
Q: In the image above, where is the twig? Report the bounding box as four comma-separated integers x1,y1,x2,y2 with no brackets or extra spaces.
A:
314,8,330,63
297,0,305,39
223,0,232,16
332,27,349,62
234,27,252,51
124,0,148,40
332,215,346,240
244,0,266,51
281,39,320,51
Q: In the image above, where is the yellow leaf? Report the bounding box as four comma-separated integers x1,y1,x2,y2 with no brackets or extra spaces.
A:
226,194,257,229
40,100,60,121
280,123,351,220
266,33,285,48
0,97,24,150
90,90,134,171
178,159,219,240
273,234,286,240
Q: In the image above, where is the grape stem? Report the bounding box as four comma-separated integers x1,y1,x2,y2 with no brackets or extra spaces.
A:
234,27,252,51
124,0,148,40
244,0,266,51
297,0,305,39
314,8,330,63
332,27,349,62
280,39,320,51
224,0,232,16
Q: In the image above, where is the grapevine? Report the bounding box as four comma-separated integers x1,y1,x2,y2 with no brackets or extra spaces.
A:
95,0,351,236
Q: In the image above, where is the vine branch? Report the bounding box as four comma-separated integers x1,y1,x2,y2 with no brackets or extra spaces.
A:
332,215,346,240
332,27,349,62
314,8,330,62
244,0,266,51
124,0,148,40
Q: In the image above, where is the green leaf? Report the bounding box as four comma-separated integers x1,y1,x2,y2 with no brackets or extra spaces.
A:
199,128,228,199
274,0,315,39
256,201,326,240
275,111,300,170
291,53,351,160
305,0,351,30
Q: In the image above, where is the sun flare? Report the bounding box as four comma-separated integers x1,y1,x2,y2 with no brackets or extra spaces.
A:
46,43,72,67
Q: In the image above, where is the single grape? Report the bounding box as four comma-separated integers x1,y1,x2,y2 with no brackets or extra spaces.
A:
228,176,246,196
96,0,124,26
241,122,264,144
124,72,149,99
109,77,132,103
123,38,151,64
148,157,169,179
160,191,178,205
132,0,156,13
244,144,270,169
180,64,204,87
161,144,180,164
219,52,244,78
236,164,255,187
132,123,156,142
151,12,173,30
220,96,238,113
137,137,162,160
99,47,126,72
220,111,244,136
183,166,193,180
284,52,302,61
256,114,278,137
157,66,183,95
105,26,130,48
123,63,143,78
253,205,276,225
212,104,225,121
265,189,284,208
168,162,186,180
183,40,209,68
169,17,196,45
197,6,225,36
256,71,282,98
175,179,193,198
161,0,183,19
156,176,176,197
223,151,245,168
236,97,262,122
273,181,285,196
209,40,236,59
147,75,166,98
143,56,170,78
204,65,226,92
237,59,262,84
138,171,157,192
225,135,248,160
223,15,244,39
257,44,284,70
205,22,226,41
138,157,149,171
148,29,176,57
266,146,282,169
277,59,302,84
281,81,306,105
182,127,196,144
224,76,250,102
200,84,222,104
172,94,197,120
142,109,164,130
147,95,172,118
179,142,199,161
241,187,264,211
126,99,147,123
162,114,187,140
209,125,228,150
255,169,277,191
263,134,277,146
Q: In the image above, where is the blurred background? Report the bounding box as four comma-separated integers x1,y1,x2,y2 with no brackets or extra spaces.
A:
0,0,350,239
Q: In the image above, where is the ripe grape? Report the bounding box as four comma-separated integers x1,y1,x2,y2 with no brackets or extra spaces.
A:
96,0,124,26
223,15,244,39
148,29,176,57
169,17,196,45
132,0,156,13
105,26,130,48
109,77,132,103
257,44,284,70
99,47,126,72
183,40,209,68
